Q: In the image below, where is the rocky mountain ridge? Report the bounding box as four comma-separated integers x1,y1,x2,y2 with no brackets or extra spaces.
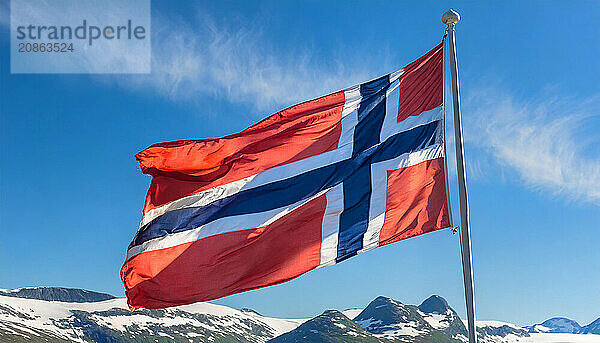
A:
0,287,115,303
0,287,598,342
0,289,301,342
526,316,600,335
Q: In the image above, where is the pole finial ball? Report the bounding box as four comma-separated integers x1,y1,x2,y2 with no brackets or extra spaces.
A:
442,9,460,25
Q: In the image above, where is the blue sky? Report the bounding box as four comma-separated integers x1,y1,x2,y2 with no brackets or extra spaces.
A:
1,0,599,326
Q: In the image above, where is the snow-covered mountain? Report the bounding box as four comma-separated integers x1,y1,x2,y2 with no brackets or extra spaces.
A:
352,296,457,342
0,287,598,343
474,321,530,343
527,317,583,334
0,288,303,342
526,316,600,335
417,295,469,341
581,317,600,335
270,310,380,343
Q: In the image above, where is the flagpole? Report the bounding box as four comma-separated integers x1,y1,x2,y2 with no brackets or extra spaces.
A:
443,9,478,343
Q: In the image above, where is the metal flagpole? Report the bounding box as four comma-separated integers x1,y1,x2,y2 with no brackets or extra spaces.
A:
442,9,478,343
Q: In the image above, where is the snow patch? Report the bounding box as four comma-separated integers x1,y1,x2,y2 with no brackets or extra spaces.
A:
375,321,425,338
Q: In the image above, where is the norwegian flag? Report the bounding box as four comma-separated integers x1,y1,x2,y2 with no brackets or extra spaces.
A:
121,41,451,309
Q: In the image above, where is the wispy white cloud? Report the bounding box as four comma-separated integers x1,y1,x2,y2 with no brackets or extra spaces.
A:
114,14,386,113
463,87,600,204
2,4,384,100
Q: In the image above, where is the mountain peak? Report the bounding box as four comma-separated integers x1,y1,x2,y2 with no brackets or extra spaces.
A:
528,317,582,334
321,309,343,317
371,295,404,306
418,295,450,314
354,296,438,341
543,316,580,324
240,307,262,316
269,309,380,342
417,295,469,341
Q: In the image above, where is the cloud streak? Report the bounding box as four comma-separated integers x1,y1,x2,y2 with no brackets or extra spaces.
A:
116,15,383,113
464,88,600,204
1,4,382,108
